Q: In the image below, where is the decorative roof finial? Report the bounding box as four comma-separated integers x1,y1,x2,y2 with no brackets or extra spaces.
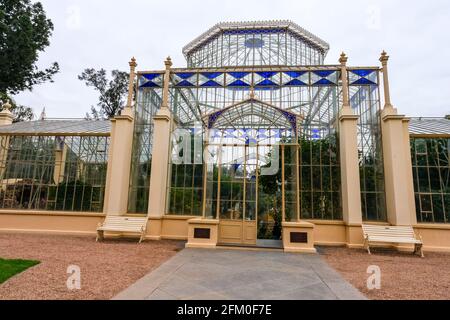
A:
165,56,173,69
339,52,348,65
380,50,389,63
129,57,137,68
2,99,12,111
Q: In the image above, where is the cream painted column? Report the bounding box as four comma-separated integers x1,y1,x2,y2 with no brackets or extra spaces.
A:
147,57,173,240
0,101,14,181
338,53,364,247
379,51,416,226
53,143,68,184
103,58,137,216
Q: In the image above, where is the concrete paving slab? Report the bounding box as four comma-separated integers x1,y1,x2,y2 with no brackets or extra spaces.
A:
113,248,367,300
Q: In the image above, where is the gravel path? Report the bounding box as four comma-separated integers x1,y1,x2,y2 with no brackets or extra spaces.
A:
0,233,183,300
321,247,450,300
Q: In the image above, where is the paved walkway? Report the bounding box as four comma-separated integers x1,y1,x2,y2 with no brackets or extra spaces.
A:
113,248,366,300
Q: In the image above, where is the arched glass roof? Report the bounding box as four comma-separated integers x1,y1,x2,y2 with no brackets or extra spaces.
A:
183,20,330,68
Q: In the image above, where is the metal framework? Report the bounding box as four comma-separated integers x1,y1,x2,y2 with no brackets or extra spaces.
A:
0,121,110,212
411,134,450,223
183,20,329,67
128,21,387,223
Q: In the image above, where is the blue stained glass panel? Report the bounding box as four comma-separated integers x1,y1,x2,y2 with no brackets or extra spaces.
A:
256,79,277,86
201,80,221,87
202,72,223,79
176,80,195,87
228,72,249,79
175,73,195,79
257,129,268,139
285,79,307,86
257,71,278,79
284,71,306,78
351,78,377,86
313,70,335,78
273,129,282,138
140,81,160,88
142,73,161,81
314,78,334,85
351,69,375,77
228,80,250,87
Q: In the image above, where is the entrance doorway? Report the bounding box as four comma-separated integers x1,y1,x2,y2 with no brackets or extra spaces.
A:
202,97,299,247
209,144,282,246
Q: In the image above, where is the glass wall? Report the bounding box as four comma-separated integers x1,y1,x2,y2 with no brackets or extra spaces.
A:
0,135,109,212
299,124,341,220
128,86,163,213
167,129,204,216
411,137,450,223
350,79,386,221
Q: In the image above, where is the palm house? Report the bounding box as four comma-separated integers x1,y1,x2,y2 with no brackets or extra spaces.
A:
0,21,449,253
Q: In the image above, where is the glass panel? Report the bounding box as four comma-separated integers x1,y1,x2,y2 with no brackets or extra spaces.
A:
0,135,109,212
350,84,386,221
412,137,450,223
258,145,282,239
299,115,342,220
128,87,162,213
219,146,244,220
284,145,298,222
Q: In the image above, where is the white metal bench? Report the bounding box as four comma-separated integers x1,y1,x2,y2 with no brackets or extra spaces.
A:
362,224,424,258
97,216,148,243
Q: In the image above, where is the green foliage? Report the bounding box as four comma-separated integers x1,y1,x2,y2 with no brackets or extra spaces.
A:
0,0,59,95
78,69,129,119
0,258,40,284
49,180,100,212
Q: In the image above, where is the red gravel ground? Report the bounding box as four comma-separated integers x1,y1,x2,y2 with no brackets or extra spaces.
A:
321,246,450,300
0,233,183,300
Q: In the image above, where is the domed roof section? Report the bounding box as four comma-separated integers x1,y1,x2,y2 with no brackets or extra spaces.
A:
183,20,330,58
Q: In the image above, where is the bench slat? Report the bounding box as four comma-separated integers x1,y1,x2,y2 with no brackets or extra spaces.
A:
362,224,422,244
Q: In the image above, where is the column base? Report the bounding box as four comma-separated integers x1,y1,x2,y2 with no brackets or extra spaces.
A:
186,218,219,249
345,224,364,249
146,217,162,240
282,221,317,254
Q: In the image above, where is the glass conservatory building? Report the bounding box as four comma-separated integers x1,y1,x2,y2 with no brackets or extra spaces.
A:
0,21,449,252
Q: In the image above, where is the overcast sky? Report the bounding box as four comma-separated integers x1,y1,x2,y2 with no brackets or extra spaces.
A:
13,0,450,118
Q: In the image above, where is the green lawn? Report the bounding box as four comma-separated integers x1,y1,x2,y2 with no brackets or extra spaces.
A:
0,258,40,284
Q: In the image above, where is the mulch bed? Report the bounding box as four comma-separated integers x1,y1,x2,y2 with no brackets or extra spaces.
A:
0,233,183,300
320,246,450,300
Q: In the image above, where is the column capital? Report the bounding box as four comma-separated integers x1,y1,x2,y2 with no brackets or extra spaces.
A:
129,57,137,69
164,56,173,70
379,50,389,65
339,52,348,66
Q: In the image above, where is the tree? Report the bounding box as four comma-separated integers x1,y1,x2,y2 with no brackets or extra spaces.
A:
0,0,59,95
0,92,34,122
78,69,129,119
